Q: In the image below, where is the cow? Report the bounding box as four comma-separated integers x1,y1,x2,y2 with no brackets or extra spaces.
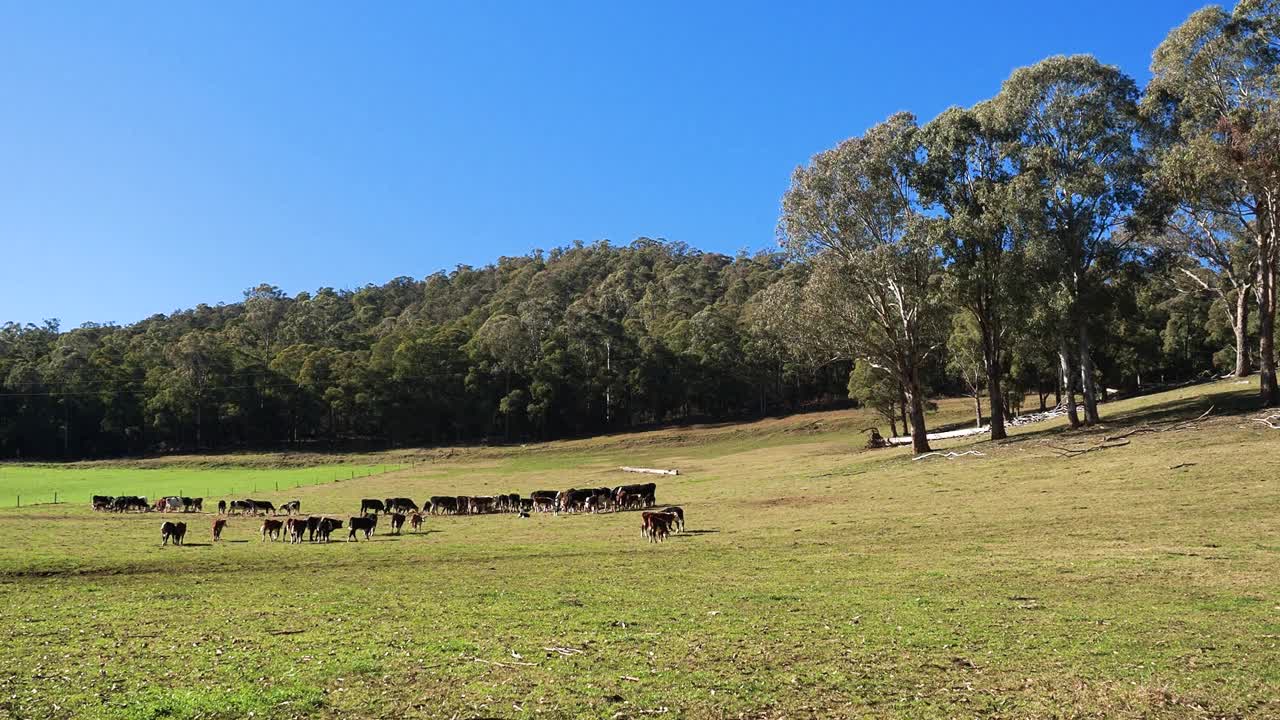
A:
519,498,534,514
659,506,685,533
212,518,227,541
305,515,324,542
530,490,557,509
261,519,284,541
348,515,377,541
190,498,204,513
92,495,114,511
217,500,227,514
615,483,657,510
316,517,343,543
385,498,418,514
469,496,496,514
557,489,593,514
641,512,675,543
154,498,169,513
250,500,276,516
360,499,385,516
455,496,471,515
161,521,187,546
280,500,301,515
409,512,424,532
429,496,457,515
114,496,147,513
228,500,252,515
388,513,406,535
285,517,307,543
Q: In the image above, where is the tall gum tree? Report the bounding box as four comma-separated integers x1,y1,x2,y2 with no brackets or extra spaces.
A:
919,104,1026,440
989,55,1147,426
778,112,947,455
1144,0,1280,404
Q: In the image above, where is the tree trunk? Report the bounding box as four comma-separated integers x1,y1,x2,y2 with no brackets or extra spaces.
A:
1259,258,1278,405
984,359,1007,441
1058,339,1081,429
888,410,898,439
973,392,982,429
1077,324,1100,425
906,370,930,454
898,385,910,434
1235,288,1251,378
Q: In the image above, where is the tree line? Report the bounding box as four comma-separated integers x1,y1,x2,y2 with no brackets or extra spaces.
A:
1,1,1274,459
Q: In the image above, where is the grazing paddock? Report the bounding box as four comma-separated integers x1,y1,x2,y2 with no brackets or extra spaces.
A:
0,380,1277,718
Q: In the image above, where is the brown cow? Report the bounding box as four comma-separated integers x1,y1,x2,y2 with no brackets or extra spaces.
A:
409,512,424,532
641,512,676,543
211,518,227,542
261,519,284,542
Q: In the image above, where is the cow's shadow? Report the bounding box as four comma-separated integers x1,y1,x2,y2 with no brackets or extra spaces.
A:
179,542,212,547
679,529,719,535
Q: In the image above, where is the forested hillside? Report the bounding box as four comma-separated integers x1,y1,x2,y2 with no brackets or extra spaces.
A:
0,236,1237,459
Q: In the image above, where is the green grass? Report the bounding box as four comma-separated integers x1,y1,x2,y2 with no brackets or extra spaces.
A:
0,463,405,508
0,379,1277,718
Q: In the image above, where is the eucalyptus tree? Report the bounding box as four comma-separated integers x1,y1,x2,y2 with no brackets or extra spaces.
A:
1145,0,1280,403
919,104,1026,439
779,112,947,454
988,55,1147,425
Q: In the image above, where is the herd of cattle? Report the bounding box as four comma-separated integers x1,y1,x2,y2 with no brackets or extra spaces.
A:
100,482,687,545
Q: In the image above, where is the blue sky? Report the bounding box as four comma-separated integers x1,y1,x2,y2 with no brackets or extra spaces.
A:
0,1,1207,328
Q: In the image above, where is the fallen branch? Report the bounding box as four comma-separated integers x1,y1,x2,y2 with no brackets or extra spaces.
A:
1169,462,1197,470
1253,412,1280,430
267,629,306,636
468,656,537,668
912,451,986,461
543,646,584,656
1046,438,1131,458
1104,406,1215,442
620,467,679,476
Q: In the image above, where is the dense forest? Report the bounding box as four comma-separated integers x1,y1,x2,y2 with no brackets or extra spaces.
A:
1,0,1275,458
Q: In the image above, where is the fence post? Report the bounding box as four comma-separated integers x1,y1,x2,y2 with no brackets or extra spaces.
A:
53,492,57,504
16,495,19,508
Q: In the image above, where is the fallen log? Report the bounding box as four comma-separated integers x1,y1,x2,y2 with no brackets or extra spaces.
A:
620,467,679,476
912,451,986,461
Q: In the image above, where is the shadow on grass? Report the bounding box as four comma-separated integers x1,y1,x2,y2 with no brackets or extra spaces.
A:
681,529,720,535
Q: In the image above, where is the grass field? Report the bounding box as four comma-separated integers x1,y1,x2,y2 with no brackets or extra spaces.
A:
1,379,1278,719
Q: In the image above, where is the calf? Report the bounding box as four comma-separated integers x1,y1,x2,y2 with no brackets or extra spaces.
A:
217,500,227,514
161,521,187,546
305,515,324,542
409,512,424,532
285,517,307,543
389,513,406,535
190,498,204,513
348,515,377,541
212,518,227,541
280,500,301,515
261,519,284,542
386,498,418,514
641,512,676,543
316,517,343,543
360,498,385,516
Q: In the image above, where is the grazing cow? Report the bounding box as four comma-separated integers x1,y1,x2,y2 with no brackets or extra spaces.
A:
557,488,593,514
530,490,557,510
348,515,377,541
360,499,385,516
316,517,343,543
217,500,227,514
212,518,227,541
161,521,187,546
429,496,457,515
92,495,114,511
519,498,534,513
389,513,406,535
113,496,146,512
227,500,251,515
154,498,169,513
469,496,496,514
385,497,418,514
190,498,204,513
659,506,684,533
455,496,471,515
409,512,424,532
261,519,284,541
285,517,307,543
615,483,657,510
177,496,195,512
250,500,276,516
280,500,301,515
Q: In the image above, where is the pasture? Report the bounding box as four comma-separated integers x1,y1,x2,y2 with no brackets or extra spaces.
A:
1,379,1278,719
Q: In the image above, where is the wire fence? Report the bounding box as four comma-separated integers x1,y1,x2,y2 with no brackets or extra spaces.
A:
1,462,417,510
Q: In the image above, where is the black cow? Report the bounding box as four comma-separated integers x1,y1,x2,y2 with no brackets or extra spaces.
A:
386,498,418,514
250,500,276,516
615,483,657,510
161,521,187,546
360,499,385,516
429,496,457,514
305,515,324,542
455,496,471,515
280,500,301,515
659,506,685,533
92,495,114,511
348,515,377,541
316,517,343,543
228,500,253,515
217,500,228,514
389,513,406,535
